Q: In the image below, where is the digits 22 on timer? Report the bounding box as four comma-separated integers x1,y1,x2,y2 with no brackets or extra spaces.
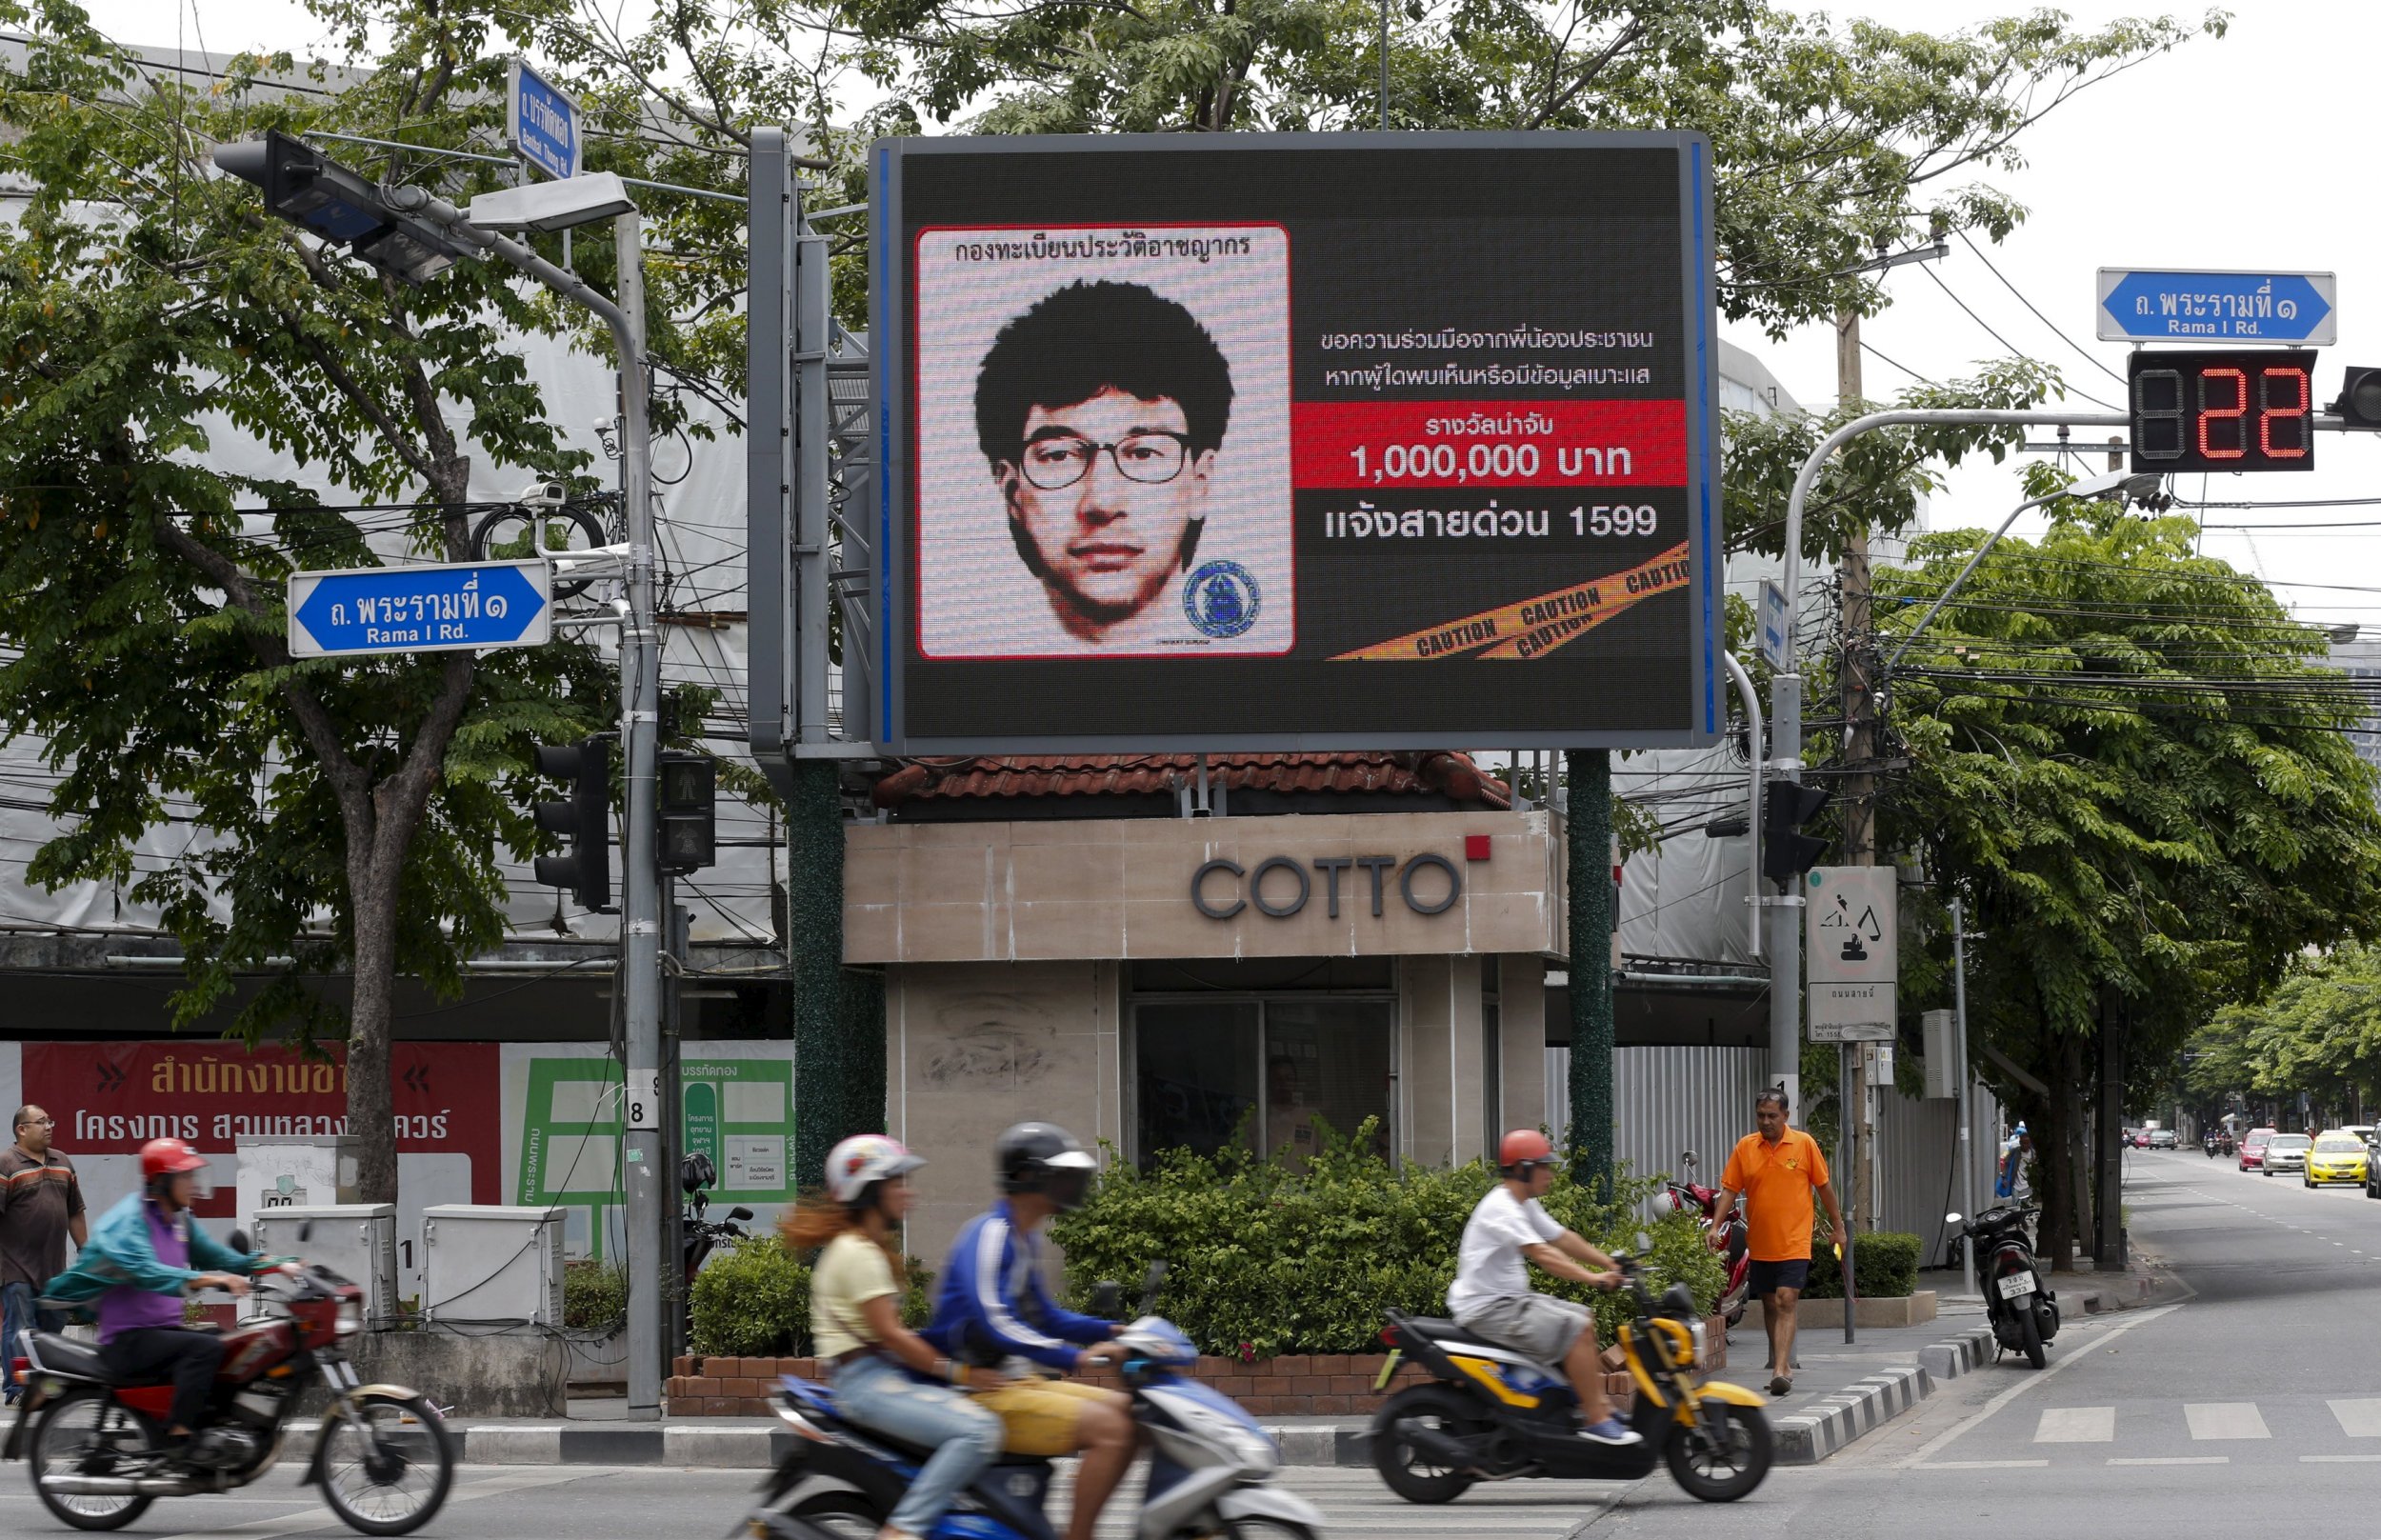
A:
2128,349,2315,473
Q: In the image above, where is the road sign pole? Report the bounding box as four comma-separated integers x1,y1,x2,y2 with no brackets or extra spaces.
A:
613,208,667,1423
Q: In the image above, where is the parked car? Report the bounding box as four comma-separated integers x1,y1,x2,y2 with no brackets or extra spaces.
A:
2264,1132,2312,1176
2240,1129,2277,1171
2149,1128,2178,1149
2307,1131,2369,1188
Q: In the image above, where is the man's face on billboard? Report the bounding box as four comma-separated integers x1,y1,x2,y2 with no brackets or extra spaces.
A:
998,388,1215,636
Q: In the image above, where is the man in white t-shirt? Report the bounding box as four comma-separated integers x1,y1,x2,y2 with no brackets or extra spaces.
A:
1447,1130,1638,1446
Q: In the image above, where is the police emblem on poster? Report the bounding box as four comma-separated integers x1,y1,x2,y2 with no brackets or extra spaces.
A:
1184,559,1260,639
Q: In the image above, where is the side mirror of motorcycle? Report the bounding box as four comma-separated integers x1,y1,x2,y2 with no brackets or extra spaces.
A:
297,1220,313,1245
728,1206,754,1223
229,1229,252,1254
1945,1211,1963,1226
1680,1150,1698,1167
1090,1281,1123,1319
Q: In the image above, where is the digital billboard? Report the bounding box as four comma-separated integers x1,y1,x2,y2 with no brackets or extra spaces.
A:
871,132,1720,752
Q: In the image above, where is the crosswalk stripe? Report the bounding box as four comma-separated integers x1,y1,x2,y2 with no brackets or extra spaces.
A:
2185,1403,2271,1440
2110,1456,2228,1466
2304,1453,2381,1463
2034,1407,2115,1443
2330,1399,2381,1437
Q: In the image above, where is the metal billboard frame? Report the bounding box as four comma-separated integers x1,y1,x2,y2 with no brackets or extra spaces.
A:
866,130,1722,757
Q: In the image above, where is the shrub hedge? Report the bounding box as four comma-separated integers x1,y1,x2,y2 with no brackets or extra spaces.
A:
1048,1120,1726,1356
689,1239,933,1358
562,1259,627,1331
1802,1230,1921,1299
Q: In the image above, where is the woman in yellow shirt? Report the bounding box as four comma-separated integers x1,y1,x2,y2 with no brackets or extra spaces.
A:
785,1134,1006,1540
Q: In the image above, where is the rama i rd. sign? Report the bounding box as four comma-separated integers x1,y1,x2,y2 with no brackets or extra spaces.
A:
2096,268,2336,346
287,559,551,659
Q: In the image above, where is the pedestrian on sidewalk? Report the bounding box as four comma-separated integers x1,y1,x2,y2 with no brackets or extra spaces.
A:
1709,1089,1846,1398
1,1105,85,1406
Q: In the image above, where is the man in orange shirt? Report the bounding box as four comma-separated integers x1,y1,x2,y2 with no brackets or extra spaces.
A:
1710,1089,1847,1397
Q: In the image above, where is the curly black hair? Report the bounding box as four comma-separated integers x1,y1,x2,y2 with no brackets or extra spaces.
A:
973,280,1234,469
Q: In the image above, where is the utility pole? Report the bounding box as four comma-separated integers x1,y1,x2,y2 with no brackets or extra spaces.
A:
1835,306,1875,1244
1951,896,1978,1299
610,207,668,1422
1567,750,1615,1193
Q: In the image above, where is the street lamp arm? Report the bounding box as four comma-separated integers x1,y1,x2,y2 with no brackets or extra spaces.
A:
1721,650,1764,960
1881,490,2062,672
379,185,636,344
1778,409,2129,665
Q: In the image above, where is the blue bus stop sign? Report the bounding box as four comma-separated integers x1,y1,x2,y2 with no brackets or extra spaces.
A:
2096,268,2335,346
507,60,580,181
288,559,552,659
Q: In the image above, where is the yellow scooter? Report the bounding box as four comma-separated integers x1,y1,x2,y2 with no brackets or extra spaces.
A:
1370,1256,1771,1503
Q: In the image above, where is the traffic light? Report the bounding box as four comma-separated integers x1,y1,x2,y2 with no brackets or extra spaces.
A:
1761,779,1832,889
533,738,612,912
213,130,466,284
657,752,716,874
2333,367,2381,429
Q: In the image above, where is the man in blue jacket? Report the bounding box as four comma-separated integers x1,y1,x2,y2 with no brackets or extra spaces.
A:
928,1122,1131,1540
44,1139,258,1464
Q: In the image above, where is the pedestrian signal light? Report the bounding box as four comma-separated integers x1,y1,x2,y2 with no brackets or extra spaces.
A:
533,737,613,912
657,751,717,874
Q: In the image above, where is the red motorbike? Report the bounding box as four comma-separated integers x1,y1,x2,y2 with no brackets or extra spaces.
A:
1661,1150,1750,1328
5,1235,453,1535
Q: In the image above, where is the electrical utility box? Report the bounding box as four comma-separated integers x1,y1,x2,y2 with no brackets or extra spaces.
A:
420,1205,566,1329
235,1136,362,1232
254,1204,398,1326
1922,1010,1959,1100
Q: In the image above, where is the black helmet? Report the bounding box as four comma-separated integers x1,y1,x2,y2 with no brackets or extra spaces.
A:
996,1121,1097,1210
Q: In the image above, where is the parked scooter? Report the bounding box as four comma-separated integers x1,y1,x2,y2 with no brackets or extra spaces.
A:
5,1230,453,1535
1949,1205,2059,1370
1370,1254,1771,1505
681,1153,753,1286
1657,1150,1749,1329
747,1264,1325,1540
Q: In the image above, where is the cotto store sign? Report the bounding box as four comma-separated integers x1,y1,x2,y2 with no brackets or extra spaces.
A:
24,1041,500,1210
1190,842,1484,921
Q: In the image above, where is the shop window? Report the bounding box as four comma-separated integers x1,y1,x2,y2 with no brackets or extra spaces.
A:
1131,997,1394,1166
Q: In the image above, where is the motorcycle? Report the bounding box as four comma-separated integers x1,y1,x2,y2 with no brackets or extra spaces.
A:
1657,1150,1749,1329
1370,1254,1771,1505
749,1264,1326,1540
1949,1205,2059,1370
682,1152,753,1286
5,1231,453,1534
2205,1132,2234,1159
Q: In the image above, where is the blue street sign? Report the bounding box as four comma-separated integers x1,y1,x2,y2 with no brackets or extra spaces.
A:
2096,268,2336,346
1758,578,1789,672
507,59,580,181
288,559,551,659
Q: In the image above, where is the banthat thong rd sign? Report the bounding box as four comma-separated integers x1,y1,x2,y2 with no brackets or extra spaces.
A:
2097,268,2336,346
288,558,551,659
507,59,581,182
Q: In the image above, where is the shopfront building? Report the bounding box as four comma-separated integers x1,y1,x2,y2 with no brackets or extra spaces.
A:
844,754,1560,1261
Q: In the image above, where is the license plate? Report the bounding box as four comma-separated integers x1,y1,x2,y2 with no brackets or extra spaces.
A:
1997,1272,2037,1299
1373,1350,1402,1392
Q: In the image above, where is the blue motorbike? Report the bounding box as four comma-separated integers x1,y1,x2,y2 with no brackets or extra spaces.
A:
746,1268,1324,1540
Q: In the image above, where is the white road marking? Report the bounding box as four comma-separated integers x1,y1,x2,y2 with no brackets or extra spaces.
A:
2109,1456,2228,1466
1895,1305,2186,1470
2331,1399,2381,1438
150,1468,593,1540
2184,1403,2271,1441
1917,1459,2051,1470
2033,1407,2115,1443
2304,1453,2381,1463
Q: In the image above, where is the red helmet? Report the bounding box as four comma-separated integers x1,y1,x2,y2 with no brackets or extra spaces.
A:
1498,1130,1555,1171
140,1138,208,1180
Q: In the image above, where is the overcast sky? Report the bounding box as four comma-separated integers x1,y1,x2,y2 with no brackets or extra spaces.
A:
79,0,2381,623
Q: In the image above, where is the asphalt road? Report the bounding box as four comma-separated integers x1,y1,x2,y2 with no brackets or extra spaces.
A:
7,1150,2374,1540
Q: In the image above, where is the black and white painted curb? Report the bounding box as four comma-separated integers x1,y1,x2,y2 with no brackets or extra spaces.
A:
1771,1319,2009,1464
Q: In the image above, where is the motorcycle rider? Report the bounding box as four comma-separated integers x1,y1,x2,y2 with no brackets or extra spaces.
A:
42,1138,259,1466
784,1134,1004,1540
926,1122,1133,1540
1448,1130,1638,1446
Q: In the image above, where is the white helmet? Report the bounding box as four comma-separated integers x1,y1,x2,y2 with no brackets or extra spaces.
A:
825,1133,925,1205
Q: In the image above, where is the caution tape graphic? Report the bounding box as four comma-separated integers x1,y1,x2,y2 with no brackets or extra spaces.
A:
1331,543,1693,661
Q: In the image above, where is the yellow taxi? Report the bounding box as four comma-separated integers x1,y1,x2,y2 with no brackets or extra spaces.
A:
2305,1130,2370,1188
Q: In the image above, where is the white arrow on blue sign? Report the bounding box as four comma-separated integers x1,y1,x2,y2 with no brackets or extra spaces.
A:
2096,268,2336,346
507,59,580,181
288,559,552,659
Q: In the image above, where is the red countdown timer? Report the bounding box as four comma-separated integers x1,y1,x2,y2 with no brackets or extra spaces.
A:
2128,349,2316,473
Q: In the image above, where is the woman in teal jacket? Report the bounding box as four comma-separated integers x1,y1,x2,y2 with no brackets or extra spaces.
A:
43,1139,256,1463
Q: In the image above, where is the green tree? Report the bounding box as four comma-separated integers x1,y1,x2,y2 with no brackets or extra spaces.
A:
0,4,623,1200
2190,943,2381,1129
1877,480,2381,1260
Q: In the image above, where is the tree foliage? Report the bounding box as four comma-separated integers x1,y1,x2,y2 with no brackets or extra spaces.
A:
0,1,622,1199
2189,943,2381,1127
